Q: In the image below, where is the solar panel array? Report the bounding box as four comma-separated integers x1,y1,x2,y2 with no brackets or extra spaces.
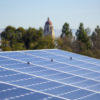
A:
0,49,100,100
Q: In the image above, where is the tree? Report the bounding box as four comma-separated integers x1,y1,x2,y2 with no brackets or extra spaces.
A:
37,27,43,37
61,23,72,38
91,25,100,49
24,27,43,49
34,36,55,49
15,27,26,42
24,27,36,49
85,27,91,36
76,23,91,49
56,37,72,52
1,26,16,40
59,22,73,51
12,42,25,50
95,25,100,35
1,40,12,51
1,26,16,47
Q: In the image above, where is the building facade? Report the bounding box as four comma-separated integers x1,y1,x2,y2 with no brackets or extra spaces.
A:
44,18,55,39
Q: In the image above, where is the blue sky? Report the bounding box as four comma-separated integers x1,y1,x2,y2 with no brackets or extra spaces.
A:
0,0,100,30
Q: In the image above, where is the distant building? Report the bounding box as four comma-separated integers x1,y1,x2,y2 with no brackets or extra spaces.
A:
44,18,55,39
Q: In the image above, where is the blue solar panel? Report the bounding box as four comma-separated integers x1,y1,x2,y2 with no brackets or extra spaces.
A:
0,82,61,100
0,49,100,100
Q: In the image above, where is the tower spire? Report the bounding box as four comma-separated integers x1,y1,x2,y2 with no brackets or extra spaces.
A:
48,17,50,21
44,18,55,39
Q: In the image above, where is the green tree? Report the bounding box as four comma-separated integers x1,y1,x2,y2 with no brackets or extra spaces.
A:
24,27,43,49
61,23,72,38
24,27,36,49
15,27,26,42
76,23,91,49
1,40,12,51
56,37,72,52
1,26,16,41
59,23,73,51
12,43,25,50
85,27,91,36
1,26,16,47
34,36,55,49
91,25,100,49
37,27,43,37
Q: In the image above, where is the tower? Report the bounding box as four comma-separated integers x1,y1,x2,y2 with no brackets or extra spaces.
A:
44,18,55,39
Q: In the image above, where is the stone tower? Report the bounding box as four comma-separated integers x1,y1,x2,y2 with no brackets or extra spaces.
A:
44,18,55,39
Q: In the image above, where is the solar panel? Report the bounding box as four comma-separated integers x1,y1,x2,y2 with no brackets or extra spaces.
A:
0,49,100,100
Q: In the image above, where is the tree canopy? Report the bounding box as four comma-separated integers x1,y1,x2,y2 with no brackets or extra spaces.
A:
61,23,72,38
76,23,91,49
1,26,54,51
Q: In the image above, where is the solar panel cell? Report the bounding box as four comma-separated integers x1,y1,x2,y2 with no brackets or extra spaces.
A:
60,76,86,84
74,80,99,88
0,70,17,76
27,81,61,91
0,83,13,91
88,84,100,92
0,82,63,100
61,89,93,99
0,74,32,82
19,66,46,72
45,73,73,80
83,72,100,79
0,87,31,100
11,77,48,86
80,93,100,100
44,85,78,95
70,69,92,75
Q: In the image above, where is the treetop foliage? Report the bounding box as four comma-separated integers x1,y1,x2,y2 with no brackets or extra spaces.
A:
61,23,72,38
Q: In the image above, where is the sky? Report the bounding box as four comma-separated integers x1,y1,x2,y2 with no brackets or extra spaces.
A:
0,0,100,30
